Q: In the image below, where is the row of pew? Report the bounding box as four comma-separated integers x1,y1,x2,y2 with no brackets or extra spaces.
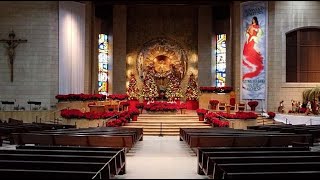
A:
180,128,312,148
248,124,320,142
0,119,75,146
12,127,143,149
197,146,320,179
0,145,126,179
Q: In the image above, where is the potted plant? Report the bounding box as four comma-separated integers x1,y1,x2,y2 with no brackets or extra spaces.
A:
196,108,208,121
248,101,259,111
129,108,140,121
209,100,219,110
267,111,275,119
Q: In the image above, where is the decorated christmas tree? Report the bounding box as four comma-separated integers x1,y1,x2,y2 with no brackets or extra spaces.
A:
127,73,140,100
141,65,159,101
185,73,199,100
165,73,183,102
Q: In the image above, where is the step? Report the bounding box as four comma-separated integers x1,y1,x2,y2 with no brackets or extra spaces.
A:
143,132,180,136
124,124,211,127
127,122,210,126
123,126,211,129
136,119,200,122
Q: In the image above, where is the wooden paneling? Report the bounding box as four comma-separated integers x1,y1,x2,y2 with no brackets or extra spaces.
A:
286,28,320,82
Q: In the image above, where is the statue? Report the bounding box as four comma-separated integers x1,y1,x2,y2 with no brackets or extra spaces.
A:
278,100,284,113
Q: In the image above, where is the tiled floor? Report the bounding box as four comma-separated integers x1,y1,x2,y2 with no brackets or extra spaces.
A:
116,136,208,179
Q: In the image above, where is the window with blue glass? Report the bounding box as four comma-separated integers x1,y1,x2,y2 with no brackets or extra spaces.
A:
98,34,109,95
215,34,227,87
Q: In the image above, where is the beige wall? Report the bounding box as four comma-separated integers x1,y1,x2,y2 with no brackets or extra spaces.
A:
0,1,59,110
232,1,320,112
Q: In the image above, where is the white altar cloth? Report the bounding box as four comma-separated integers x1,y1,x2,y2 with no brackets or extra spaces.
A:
274,113,320,125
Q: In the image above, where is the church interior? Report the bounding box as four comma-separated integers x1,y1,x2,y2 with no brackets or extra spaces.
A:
1,0,320,179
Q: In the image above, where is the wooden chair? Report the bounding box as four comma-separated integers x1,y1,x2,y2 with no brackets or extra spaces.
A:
219,102,226,111
237,102,246,111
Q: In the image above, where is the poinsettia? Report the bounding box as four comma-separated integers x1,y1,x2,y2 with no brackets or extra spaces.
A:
144,102,178,112
248,101,259,108
196,108,208,115
107,94,129,100
209,100,219,106
267,111,276,119
136,103,144,109
129,108,140,116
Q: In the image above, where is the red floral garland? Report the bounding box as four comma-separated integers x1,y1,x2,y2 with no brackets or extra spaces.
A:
107,94,129,100
61,109,118,120
144,102,179,112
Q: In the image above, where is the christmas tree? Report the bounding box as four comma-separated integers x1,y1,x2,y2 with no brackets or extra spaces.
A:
141,64,159,101
127,73,140,100
165,73,183,102
185,73,199,100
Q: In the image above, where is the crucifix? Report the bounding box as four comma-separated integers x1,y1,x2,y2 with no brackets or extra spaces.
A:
0,30,27,82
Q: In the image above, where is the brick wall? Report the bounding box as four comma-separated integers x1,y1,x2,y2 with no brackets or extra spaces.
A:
0,1,59,110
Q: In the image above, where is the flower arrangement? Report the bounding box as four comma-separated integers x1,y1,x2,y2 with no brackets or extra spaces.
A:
267,112,276,119
120,101,129,107
199,86,233,93
179,103,187,109
204,112,229,127
61,109,118,120
56,94,106,102
196,108,208,116
107,94,129,100
128,108,140,116
106,118,126,127
209,100,219,106
206,111,258,120
136,103,144,109
144,102,178,112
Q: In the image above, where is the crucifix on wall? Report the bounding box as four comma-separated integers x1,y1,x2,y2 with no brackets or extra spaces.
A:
0,30,27,82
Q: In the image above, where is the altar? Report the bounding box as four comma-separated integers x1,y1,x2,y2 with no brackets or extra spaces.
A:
274,113,320,125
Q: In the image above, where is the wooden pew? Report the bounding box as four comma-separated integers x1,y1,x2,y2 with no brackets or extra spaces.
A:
216,162,320,179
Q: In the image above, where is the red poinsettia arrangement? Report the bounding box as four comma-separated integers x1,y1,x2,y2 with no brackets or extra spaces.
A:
267,111,276,119
120,101,130,106
107,94,129,100
179,103,187,109
209,100,219,106
204,112,229,127
144,102,179,112
56,94,106,102
196,108,208,115
135,103,144,109
60,109,119,120
106,118,126,127
128,108,140,116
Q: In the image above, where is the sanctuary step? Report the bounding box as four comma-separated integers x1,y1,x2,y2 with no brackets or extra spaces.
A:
123,113,211,136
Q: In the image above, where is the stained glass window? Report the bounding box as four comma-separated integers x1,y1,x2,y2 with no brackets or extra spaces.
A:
215,34,227,87
98,34,109,95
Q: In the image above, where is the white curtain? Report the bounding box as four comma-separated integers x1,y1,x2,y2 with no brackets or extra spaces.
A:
59,1,85,94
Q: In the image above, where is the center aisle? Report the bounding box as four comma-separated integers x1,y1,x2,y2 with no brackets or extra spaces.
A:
116,136,208,179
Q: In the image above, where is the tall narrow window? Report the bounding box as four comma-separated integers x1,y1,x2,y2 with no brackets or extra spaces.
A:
98,34,109,95
216,34,227,87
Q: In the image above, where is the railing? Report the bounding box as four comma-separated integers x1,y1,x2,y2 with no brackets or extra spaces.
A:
159,122,163,137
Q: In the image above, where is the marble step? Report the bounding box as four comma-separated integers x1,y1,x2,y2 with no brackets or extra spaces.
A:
124,125,211,129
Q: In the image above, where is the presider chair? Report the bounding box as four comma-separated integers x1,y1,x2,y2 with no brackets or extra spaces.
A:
219,102,226,111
